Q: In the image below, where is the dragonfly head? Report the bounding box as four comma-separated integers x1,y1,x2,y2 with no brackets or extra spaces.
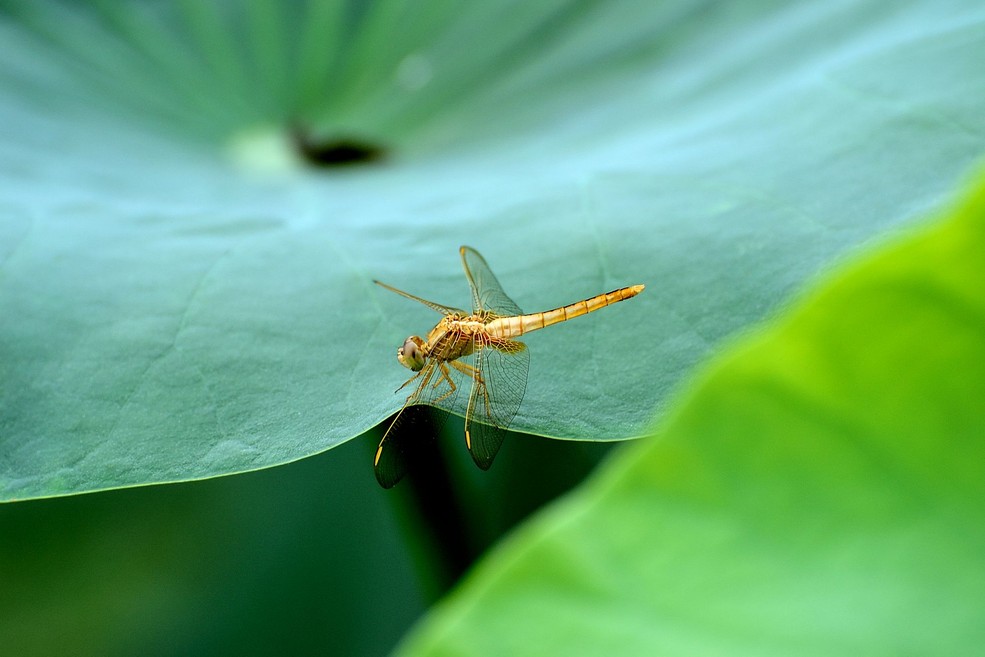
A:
397,336,427,372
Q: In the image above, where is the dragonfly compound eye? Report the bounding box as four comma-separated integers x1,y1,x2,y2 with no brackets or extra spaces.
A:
397,336,426,372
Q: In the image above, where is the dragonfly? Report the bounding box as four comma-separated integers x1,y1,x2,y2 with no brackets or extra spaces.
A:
372,246,644,488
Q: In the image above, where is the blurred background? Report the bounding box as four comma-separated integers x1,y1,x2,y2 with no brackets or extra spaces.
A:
0,418,614,656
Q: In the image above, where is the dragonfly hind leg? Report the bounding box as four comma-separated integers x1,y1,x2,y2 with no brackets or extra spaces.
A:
450,360,493,418
449,359,484,386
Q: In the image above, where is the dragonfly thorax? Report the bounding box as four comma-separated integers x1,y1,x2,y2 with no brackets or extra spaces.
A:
397,335,427,372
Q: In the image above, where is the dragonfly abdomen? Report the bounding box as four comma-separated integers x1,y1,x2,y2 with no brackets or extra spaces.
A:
486,284,644,338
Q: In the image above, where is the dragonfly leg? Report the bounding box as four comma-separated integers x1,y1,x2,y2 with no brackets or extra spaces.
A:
452,359,496,428
482,383,493,420
403,366,436,402
432,362,451,388
432,362,458,404
396,370,423,393
449,359,484,386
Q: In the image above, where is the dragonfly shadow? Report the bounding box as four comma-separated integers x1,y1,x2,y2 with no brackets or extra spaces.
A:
373,405,476,588
370,404,620,594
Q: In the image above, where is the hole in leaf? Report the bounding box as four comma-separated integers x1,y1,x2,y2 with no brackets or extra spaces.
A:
291,127,386,168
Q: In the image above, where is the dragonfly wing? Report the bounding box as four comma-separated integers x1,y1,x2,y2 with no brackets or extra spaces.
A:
374,403,428,488
459,246,523,315
374,280,468,316
374,358,469,488
465,340,529,470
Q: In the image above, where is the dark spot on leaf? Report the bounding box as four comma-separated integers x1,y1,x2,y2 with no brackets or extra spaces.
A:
291,127,386,168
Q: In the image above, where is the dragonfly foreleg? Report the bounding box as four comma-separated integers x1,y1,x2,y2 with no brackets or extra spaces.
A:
395,370,423,394
402,366,436,402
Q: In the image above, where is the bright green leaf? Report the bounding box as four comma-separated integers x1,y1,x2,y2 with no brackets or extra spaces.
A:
2,1,985,500
396,170,985,656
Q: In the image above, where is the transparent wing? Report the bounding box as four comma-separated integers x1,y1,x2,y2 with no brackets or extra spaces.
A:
373,404,435,489
459,246,523,316
465,340,529,470
374,358,469,488
374,279,467,316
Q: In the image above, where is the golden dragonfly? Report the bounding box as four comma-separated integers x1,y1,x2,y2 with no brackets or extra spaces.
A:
373,246,644,488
